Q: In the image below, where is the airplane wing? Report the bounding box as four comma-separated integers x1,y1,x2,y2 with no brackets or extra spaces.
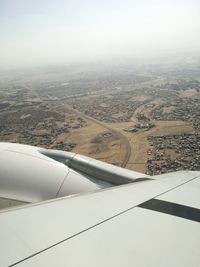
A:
0,169,200,267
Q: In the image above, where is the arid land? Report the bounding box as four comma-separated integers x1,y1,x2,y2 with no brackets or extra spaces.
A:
0,62,200,175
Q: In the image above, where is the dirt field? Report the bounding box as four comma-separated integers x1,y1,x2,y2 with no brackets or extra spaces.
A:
61,102,131,167
107,120,194,173
58,117,126,166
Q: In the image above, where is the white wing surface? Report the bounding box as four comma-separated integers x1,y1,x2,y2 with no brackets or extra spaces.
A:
0,170,200,267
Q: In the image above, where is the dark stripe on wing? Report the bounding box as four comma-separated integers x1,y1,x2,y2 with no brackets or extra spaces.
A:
139,199,200,222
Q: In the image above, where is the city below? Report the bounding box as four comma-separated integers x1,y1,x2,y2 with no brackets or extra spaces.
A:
0,59,200,175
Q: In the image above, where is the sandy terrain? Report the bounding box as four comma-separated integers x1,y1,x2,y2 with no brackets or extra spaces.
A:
107,120,194,173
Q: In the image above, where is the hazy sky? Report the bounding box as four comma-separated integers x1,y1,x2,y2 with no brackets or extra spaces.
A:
0,0,200,68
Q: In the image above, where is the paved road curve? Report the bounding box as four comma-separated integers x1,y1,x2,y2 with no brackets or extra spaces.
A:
64,103,131,168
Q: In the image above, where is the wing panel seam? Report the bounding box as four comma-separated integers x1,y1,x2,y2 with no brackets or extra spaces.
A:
9,174,200,266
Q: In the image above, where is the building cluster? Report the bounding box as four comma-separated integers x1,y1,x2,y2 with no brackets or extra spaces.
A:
146,80,200,131
0,103,87,150
146,134,200,175
68,92,142,123
150,98,200,131
124,122,155,133
51,141,76,151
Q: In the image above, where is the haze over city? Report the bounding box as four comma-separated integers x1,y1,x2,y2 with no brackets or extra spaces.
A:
0,0,200,175
1,0,200,69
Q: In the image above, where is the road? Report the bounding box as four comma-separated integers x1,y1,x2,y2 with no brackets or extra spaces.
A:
64,103,131,168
